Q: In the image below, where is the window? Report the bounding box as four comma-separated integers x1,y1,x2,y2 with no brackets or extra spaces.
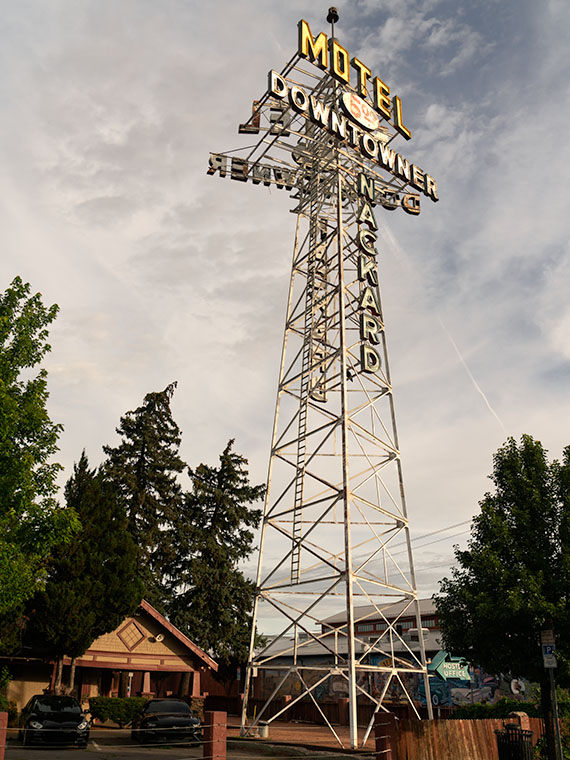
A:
357,623,374,632
145,700,191,714
400,620,413,630
422,618,437,628
34,697,82,714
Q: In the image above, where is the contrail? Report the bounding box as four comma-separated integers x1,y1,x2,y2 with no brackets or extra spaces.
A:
438,316,507,435
380,222,508,436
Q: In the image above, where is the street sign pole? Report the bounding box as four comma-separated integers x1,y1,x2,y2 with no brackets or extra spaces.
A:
542,630,563,760
549,668,563,760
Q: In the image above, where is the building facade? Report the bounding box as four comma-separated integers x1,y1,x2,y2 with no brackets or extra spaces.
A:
3,600,218,710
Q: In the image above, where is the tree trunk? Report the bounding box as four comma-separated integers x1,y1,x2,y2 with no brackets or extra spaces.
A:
178,672,191,698
541,670,557,760
119,671,129,698
54,657,64,695
68,657,77,695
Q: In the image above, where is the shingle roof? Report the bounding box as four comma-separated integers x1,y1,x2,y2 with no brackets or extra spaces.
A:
322,598,436,626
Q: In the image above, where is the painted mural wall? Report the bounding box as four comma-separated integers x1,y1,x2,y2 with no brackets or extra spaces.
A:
258,652,532,708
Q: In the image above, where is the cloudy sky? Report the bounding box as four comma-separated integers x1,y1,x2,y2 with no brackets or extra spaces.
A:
3,0,570,604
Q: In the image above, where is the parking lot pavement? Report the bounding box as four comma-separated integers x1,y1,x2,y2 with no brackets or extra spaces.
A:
4,737,310,760
4,724,376,760
4,730,204,760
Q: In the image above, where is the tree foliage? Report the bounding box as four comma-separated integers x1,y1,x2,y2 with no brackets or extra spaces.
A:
435,435,570,683
0,277,78,651
163,440,264,665
435,435,570,758
27,453,143,688
104,385,264,666
102,382,185,608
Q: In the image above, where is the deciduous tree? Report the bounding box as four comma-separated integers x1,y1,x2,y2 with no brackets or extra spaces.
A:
0,277,77,652
435,435,570,760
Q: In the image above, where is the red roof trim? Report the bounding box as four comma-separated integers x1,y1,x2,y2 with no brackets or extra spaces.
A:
139,600,218,672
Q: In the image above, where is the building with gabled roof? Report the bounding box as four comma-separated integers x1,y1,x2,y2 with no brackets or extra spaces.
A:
3,600,218,710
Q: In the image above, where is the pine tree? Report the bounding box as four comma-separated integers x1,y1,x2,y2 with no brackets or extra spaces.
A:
28,453,143,692
102,382,185,608
164,440,264,666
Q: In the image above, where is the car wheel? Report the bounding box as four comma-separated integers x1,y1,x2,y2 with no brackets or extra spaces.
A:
22,729,30,746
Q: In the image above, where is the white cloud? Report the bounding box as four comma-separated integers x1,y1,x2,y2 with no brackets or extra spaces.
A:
2,0,570,612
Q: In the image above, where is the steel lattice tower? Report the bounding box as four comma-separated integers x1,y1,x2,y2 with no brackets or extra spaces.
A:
208,11,437,749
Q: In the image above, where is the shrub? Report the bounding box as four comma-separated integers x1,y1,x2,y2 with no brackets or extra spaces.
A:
0,667,11,692
451,697,540,720
88,696,148,728
0,695,18,726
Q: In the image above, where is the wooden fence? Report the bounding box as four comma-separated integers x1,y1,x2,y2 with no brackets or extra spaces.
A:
396,717,544,760
204,695,546,759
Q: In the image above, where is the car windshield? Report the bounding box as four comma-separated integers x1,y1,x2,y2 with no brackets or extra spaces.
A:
34,697,82,714
145,700,190,714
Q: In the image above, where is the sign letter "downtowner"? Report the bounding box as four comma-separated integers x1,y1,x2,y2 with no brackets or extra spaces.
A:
269,72,438,203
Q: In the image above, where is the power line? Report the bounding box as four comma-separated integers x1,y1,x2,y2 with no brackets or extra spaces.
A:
351,519,472,566
406,519,472,547
390,527,470,558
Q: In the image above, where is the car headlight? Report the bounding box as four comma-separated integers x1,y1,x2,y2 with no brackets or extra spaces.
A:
144,721,157,728
29,720,43,729
78,719,89,730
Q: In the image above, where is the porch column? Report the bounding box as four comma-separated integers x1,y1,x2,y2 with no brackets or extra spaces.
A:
142,672,151,694
192,670,201,697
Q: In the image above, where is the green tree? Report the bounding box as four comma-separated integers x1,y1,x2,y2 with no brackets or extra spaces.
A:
435,435,570,760
0,277,77,652
163,440,264,667
28,452,143,692
102,382,185,608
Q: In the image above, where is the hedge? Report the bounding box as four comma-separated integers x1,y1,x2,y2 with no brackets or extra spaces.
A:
88,696,148,727
451,697,541,720
0,695,18,727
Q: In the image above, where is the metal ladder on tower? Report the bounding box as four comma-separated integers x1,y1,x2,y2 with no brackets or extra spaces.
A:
290,212,320,585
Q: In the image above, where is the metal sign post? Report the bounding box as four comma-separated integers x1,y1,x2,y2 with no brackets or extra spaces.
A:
541,630,563,760
208,9,439,748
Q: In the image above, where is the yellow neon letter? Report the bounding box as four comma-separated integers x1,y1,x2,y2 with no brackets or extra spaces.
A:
392,95,412,140
330,39,350,84
352,57,371,97
373,77,391,121
298,19,328,70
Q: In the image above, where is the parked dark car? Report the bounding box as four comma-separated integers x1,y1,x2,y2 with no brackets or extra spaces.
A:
131,699,201,745
18,694,90,747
